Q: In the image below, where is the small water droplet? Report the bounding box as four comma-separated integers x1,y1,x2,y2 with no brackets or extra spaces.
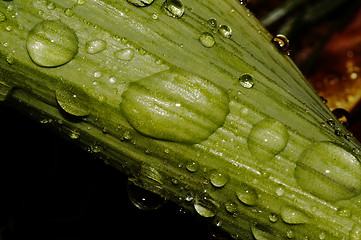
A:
127,180,166,210
186,162,199,172
27,20,78,67
281,206,309,224
90,143,101,153
56,87,90,117
350,224,361,240
269,213,279,223
248,118,289,161
239,0,248,5
68,129,80,139
275,187,285,196
120,68,230,144
209,171,228,188
161,0,185,18
77,0,86,4
238,73,254,89
236,183,258,206
207,18,218,28
294,142,361,201
0,11,6,22
64,8,74,17
86,39,107,54
199,32,215,48
94,71,102,78
332,108,350,127
194,200,216,218
218,25,232,38
225,202,237,214
114,48,135,61
272,34,289,52
126,0,154,7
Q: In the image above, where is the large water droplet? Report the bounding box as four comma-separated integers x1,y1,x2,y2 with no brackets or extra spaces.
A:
85,39,106,54
271,34,289,52
26,20,78,67
127,181,166,210
294,142,361,201
280,206,309,224
247,118,289,161
114,48,135,61
200,32,215,48
194,199,217,218
55,87,90,117
218,25,232,38
120,68,230,144
236,183,258,206
126,0,154,7
161,0,185,18
0,11,6,22
209,171,228,188
238,73,254,89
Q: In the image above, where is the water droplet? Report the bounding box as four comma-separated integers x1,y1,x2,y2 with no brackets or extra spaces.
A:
64,8,74,17
275,187,285,196
126,0,154,7
0,11,7,22
55,87,90,117
281,206,309,224
186,162,199,172
251,224,275,240
332,108,350,127
207,18,218,28
26,20,78,67
287,230,295,239
94,71,102,78
209,171,228,188
238,73,254,89
239,0,248,5
90,143,101,153
77,0,86,4
199,32,215,48
120,68,230,144
86,39,107,54
271,34,289,52
294,142,361,201
0,81,12,101
225,202,237,214
236,183,258,206
247,118,289,161
114,48,135,61
338,207,352,217
108,76,116,84
194,200,216,218
161,0,185,18
218,25,232,38
68,129,80,139
350,224,361,240
269,213,279,223
127,180,166,210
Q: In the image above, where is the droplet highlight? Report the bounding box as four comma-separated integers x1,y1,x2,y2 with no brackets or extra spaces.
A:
247,118,289,161
86,39,107,54
218,24,232,38
200,32,215,48
161,0,185,18
26,20,78,67
120,68,230,144
294,142,361,201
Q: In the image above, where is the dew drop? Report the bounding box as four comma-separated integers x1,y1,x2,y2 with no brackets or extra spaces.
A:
247,118,289,161
281,206,309,224
126,0,154,7
294,142,361,201
269,213,279,223
0,11,6,22
207,18,218,28
209,171,228,188
77,0,86,4
225,202,237,214
55,87,90,117
186,162,199,172
239,0,248,5
218,25,232,38
271,34,289,52
114,48,135,61
238,73,254,89
199,32,215,48
236,183,258,206
86,39,107,54
68,129,80,139
161,0,185,18
26,20,78,67
194,200,217,218
332,108,350,127
127,180,166,210
120,68,230,144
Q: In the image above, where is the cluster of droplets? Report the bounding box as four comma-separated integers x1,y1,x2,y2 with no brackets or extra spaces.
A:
198,18,233,49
